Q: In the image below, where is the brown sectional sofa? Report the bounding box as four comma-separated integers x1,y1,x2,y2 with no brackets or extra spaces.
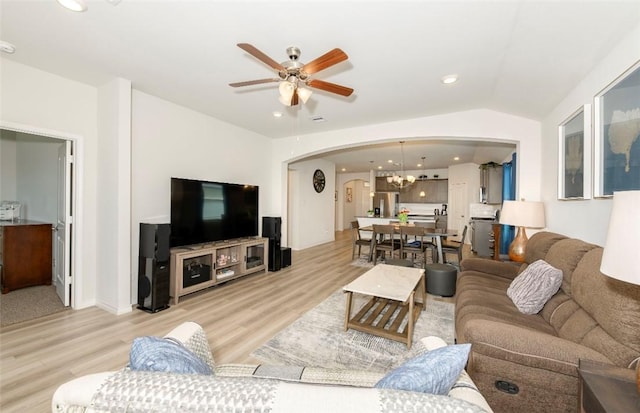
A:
455,231,640,413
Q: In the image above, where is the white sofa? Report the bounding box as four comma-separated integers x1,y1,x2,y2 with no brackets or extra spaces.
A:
52,322,493,413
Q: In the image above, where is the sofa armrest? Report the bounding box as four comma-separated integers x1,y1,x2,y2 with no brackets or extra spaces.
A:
462,319,612,377
459,258,521,281
52,372,114,413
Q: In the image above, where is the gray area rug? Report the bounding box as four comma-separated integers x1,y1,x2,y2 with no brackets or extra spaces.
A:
351,253,433,269
0,285,68,327
251,289,454,372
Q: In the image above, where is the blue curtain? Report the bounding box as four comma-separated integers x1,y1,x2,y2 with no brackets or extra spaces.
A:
501,153,517,254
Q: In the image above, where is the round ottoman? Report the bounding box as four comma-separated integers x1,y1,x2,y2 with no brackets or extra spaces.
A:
425,263,457,297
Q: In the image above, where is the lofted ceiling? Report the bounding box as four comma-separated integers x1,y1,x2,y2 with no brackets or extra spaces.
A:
1,1,638,172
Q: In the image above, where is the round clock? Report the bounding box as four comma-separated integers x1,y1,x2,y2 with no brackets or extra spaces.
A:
313,169,326,193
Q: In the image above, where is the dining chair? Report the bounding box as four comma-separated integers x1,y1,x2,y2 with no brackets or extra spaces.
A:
372,224,400,264
350,221,372,260
399,225,435,268
441,225,468,267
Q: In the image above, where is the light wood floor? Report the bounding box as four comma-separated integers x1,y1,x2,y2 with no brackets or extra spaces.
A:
0,229,463,413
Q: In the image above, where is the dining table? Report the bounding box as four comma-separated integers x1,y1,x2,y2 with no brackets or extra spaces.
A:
359,224,457,264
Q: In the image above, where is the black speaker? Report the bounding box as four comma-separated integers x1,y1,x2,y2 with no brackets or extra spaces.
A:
140,222,171,262
268,239,281,271
138,223,170,312
262,216,281,240
281,247,291,268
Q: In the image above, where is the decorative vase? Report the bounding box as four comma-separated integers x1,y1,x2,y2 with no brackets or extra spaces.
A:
398,213,408,224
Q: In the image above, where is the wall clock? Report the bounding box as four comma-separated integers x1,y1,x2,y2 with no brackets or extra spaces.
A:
313,169,326,193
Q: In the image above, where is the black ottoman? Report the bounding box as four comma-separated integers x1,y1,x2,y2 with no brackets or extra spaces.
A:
425,263,457,296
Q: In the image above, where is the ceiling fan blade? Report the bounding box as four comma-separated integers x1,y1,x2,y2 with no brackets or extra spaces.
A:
306,79,354,97
237,43,285,71
302,48,348,75
229,78,279,87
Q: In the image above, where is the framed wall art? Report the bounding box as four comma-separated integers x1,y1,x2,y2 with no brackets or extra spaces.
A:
593,60,640,197
558,104,591,200
346,187,352,203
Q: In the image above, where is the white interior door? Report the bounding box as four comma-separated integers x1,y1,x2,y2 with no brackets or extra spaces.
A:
55,141,72,306
450,182,468,243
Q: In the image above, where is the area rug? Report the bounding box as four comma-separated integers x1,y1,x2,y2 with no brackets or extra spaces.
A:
0,285,68,327
350,253,433,269
251,289,454,371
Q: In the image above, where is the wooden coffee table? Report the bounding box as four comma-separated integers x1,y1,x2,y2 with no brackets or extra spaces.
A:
343,264,426,348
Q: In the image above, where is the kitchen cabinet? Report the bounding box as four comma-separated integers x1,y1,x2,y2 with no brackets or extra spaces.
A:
375,177,395,192
399,179,448,203
480,164,503,204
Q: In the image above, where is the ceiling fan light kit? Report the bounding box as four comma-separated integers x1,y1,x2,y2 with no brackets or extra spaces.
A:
230,43,353,106
56,0,87,12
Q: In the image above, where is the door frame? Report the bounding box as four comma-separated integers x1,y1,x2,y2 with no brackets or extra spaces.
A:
1,120,83,309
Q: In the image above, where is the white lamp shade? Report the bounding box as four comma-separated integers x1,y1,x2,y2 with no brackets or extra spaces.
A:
600,190,640,285
499,200,545,228
297,87,312,104
57,0,87,11
278,81,295,101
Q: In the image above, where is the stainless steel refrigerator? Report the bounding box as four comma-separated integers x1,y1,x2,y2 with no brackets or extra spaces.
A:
372,192,399,217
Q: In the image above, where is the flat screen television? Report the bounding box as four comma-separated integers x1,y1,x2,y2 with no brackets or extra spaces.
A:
170,177,259,247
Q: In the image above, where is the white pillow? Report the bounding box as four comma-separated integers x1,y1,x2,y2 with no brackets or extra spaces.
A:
507,259,562,314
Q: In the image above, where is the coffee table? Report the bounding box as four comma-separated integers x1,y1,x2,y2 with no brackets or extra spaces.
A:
343,264,426,348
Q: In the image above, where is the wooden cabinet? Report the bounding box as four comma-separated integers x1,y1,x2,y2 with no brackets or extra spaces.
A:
480,164,503,204
398,179,448,203
375,177,394,192
169,237,268,304
1,221,53,294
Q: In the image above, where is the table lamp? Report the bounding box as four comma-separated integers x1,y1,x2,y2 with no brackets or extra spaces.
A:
499,200,545,262
599,190,640,394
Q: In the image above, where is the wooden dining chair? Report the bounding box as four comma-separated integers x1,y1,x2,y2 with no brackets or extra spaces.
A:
441,225,468,267
350,221,372,260
372,224,400,264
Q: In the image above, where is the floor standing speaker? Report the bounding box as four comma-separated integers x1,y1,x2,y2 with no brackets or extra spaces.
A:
268,239,282,271
138,223,171,313
262,217,282,271
262,216,281,240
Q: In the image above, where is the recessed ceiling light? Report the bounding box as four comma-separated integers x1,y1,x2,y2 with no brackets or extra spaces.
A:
377,166,383,170
453,156,460,161
272,111,283,118
441,74,458,84
341,168,346,172
387,159,393,164
56,0,87,12
0,41,16,54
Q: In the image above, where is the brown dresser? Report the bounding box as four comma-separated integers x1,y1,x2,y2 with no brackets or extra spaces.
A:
0,220,53,294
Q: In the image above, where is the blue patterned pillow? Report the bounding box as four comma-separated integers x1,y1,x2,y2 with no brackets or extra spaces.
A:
375,343,471,395
129,336,212,375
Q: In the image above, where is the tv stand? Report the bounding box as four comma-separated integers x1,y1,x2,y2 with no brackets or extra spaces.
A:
169,237,268,304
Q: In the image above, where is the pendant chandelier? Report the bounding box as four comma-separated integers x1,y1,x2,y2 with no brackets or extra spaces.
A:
386,141,415,189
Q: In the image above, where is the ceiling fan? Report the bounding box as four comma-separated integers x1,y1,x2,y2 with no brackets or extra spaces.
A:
229,43,354,106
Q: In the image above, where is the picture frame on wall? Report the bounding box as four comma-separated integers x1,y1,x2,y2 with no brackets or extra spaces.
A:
558,104,591,200
346,187,353,203
593,60,640,197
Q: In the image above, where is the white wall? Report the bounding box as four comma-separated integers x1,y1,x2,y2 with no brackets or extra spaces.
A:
16,134,62,223
1,59,98,309
540,23,640,246
335,172,370,231
273,110,541,247
0,130,17,200
287,159,336,249
130,90,273,296
96,78,132,314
